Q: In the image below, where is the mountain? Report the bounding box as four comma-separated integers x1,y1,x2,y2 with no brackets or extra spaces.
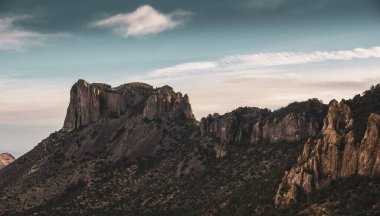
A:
275,85,380,214
0,80,379,215
0,153,15,169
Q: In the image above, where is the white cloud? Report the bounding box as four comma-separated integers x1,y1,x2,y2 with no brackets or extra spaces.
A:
0,15,67,51
0,15,42,51
92,5,191,37
222,47,380,67
148,46,380,78
151,62,217,77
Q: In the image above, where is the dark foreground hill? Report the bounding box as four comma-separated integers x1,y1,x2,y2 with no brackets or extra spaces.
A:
0,80,379,215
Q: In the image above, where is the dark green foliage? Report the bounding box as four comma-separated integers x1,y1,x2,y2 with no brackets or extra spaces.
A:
192,142,304,216
346,84,380,141
270,98,327,121
292,175,380,215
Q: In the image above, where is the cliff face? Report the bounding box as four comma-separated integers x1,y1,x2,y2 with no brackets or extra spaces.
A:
200,99,326,157
63,80,194,131
143,85,194,121
0,153,15,169
275,99,380,208
251,112,321,144
200,107,269,157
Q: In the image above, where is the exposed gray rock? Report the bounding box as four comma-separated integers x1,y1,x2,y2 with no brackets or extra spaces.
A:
200,107,269,156
143,85,194,121
251,112,321,144
63,80,194,132
200,99,326,157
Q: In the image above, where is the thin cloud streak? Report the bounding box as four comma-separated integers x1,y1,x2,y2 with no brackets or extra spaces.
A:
222,47,380,67
91,5,191,37
151,62,217,77
150,46,380,78
137,46,380,119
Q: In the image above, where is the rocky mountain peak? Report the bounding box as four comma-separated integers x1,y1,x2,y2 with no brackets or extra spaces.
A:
63,80,194,131
323,99,353,132
142,86,194,121
1,83,380,215
0,153,15,169
274,97,380,208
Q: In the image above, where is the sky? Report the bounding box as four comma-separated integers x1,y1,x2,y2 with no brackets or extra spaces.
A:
1,0,380,157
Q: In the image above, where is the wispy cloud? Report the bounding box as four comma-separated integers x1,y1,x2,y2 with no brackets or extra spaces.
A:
222,47,380,67
151,62,217,77
132,46,380,119
91,5,192,37
149,46,380,78
247,0,285,10
0,15,65,51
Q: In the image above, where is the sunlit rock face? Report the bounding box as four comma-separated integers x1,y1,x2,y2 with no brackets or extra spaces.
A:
0,153,15,169
275,99,380,208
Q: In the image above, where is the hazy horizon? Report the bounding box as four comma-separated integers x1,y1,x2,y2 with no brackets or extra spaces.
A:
1,0,380,157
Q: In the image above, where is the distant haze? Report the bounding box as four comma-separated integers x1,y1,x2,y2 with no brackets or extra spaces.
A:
1,0,380,156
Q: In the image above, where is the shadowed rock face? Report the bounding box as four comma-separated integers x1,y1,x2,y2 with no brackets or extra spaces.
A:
63,80,194,132
143,85,194,121
200,99,327,157
0,153,15,169
275,99,380,208
200,107,270,157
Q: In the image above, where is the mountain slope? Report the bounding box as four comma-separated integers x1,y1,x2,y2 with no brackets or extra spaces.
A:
275,84,380,211
0,80,379,215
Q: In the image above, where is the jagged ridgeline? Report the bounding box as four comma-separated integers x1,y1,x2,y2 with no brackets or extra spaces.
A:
0,80,379,215
275,84,380,213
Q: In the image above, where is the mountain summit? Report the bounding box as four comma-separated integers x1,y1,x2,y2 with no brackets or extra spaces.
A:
0,80,379,215
63,79,194,132
0,153,15,169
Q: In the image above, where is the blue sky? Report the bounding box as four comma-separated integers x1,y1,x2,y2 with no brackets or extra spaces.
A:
1,0,380,157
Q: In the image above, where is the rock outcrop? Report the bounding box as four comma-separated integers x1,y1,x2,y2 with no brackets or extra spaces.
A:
275,99,380,208
143,85,194,121
200,99,326,157
251,111,322,144
63,80,194,131
0,153,15,169
200,107,269,157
